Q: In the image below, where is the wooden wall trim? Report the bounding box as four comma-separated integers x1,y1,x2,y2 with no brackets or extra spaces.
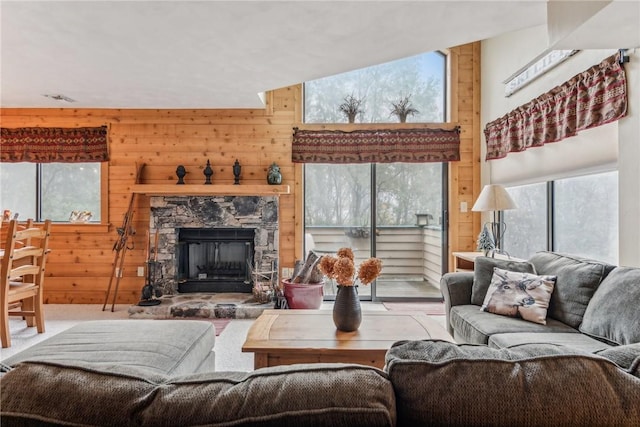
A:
447,43,481,267
293,85,304,262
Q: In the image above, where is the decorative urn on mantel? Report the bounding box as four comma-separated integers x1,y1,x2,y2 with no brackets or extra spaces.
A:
267,162,282,185
176,165,186,185
130,184,291,196
203,160,214,184
233,159,242,185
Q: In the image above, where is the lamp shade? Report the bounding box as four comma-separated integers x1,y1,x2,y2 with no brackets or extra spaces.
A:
472,184,517,212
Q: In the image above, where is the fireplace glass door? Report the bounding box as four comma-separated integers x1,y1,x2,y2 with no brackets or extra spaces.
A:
177,228,254,293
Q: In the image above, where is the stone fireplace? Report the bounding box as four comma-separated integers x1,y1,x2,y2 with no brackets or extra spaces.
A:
150,195,279,295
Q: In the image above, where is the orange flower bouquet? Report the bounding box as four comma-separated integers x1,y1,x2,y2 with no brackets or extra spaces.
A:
317,247,383,286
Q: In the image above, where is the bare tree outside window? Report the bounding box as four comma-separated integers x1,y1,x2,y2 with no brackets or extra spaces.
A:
305,52,445,124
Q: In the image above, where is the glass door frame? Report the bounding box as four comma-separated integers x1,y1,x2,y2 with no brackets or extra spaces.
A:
302,163,449,302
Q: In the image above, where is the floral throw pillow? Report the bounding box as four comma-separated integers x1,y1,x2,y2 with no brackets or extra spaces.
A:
481,267,557,325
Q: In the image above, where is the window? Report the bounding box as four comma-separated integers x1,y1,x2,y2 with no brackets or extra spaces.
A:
305,51,446,123
303,51,448,300
0,162,102,222
554,172,618,264
304,163,442,228
502,183,547,259
503,171,618,264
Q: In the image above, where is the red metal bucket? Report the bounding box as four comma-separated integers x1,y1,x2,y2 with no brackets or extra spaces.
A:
282,279,324,309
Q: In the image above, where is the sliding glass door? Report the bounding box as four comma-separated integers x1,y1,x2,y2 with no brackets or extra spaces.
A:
301,49,448,300
374,163,444,299
304,163,372,299
304,163,446,301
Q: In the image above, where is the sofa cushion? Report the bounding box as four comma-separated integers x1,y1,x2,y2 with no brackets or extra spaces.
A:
1,319,216,377
0,361,396,427
580,266,640,346
488,332,611,353
595,343,640,373
471,256,536,306
449,305,577,345
385,340,640,427
480,267,556,325
529,251,615,328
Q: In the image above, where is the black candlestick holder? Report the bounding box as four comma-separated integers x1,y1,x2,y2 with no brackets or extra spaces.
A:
176,165,186,185
233,159,242,185
203,160,213,185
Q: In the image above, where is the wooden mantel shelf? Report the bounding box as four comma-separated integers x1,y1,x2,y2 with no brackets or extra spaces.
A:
131,184,290,196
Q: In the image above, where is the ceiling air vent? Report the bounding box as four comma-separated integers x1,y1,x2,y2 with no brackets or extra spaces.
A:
43,94,76,103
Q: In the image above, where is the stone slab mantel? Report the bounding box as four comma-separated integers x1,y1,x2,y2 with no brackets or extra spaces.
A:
132,184,290,196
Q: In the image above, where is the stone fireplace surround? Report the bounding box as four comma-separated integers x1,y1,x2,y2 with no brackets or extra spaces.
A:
150,195,279,297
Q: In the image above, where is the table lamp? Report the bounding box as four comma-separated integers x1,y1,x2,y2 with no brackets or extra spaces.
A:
472,184,517,256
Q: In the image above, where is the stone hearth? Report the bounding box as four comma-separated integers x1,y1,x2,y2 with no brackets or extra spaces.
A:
128,293,275,319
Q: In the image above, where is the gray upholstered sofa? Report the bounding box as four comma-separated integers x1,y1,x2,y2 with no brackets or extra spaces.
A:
441,251,640,353
1,319,397,427
385,340,640,426
2,297,640,426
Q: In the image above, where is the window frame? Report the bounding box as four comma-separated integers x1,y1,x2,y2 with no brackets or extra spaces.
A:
300,49,451,301
1,161,109,228
303,50,448,125
503,170,619,263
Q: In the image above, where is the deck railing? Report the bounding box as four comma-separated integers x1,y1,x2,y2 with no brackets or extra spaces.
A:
305,225,443,289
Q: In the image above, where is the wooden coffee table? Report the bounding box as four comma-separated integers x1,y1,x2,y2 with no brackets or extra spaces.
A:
242,309,454,369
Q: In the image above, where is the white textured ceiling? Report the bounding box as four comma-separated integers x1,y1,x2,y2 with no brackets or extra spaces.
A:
1,1,638,109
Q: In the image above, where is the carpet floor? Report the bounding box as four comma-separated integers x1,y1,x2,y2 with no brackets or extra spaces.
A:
0,305,252,371
383,301,446,316
161,317,231,335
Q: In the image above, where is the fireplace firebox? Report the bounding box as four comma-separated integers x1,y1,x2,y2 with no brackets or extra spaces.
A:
177,228,254,293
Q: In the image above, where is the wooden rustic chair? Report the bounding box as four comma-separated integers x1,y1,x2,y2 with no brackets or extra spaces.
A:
0,218,33,250
1,219,36,314
0,219,51,348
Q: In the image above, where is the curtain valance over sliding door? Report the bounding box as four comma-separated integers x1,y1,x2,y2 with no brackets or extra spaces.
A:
484,52,627,161
1,126,109,163
291,127,460,164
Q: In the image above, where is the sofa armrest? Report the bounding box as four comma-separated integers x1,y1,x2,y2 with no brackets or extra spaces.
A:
440,272,474,335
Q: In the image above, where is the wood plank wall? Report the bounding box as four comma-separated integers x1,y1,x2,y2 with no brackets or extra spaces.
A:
0,42,480,304
448,43,482,266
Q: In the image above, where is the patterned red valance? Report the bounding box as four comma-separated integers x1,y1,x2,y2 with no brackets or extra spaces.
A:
484,52,627,160
1,126,109,163
292,127,460,164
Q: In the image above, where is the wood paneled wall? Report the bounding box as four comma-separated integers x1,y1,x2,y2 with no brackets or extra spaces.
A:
448,43,482,264
0,42,480,304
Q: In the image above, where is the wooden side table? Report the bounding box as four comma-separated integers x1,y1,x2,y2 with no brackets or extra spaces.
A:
452,251,524,272
452,251,484,272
